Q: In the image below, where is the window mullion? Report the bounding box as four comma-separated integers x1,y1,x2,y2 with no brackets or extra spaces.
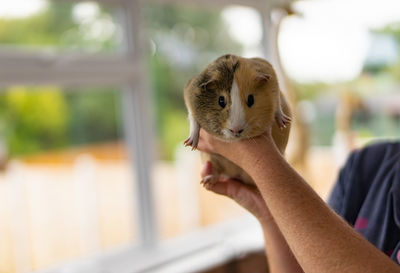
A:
119,0,158,247
0,53,138,87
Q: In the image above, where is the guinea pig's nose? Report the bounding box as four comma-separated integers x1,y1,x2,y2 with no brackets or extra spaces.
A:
229,128,244,135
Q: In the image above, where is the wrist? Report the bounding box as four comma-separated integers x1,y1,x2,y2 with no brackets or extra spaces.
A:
259,214,278,232
239,136,277,171
258,213,275,227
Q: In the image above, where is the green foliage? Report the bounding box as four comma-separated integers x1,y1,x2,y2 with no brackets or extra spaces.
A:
0,2,117,51
386,61,400,80
367,24,400,80
0,3,75,47
64,89,121,145
292,81,331,100
378,22,400,43
160,109,188,160
144,3,241,56
0,87,121,156
0,87,68,155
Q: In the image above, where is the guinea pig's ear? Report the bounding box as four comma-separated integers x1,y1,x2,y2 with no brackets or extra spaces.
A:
199,79,217,91
255,73,271,87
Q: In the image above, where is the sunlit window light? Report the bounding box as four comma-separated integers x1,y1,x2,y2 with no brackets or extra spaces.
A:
0,0,47,18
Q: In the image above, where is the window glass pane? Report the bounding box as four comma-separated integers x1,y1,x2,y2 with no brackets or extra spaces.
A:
0,86,137,272
0,1,121,53
144,3,248,240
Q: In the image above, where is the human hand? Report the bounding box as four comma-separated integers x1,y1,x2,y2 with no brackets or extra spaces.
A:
197,128,277,170
201,161,273,224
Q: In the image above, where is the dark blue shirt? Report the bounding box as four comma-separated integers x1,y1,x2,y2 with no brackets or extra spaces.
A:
328,141,400,265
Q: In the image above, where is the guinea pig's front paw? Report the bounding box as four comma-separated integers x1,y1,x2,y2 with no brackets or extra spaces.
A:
184,113,200,150
275,111,292,129
184,134,199,150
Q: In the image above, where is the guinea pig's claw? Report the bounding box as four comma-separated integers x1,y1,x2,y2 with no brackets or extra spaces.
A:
201,175,218,188
275,112,292,129
186,113,200,150
184,136,199,150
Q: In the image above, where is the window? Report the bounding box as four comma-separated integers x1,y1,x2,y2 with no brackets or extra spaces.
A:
0,1,154,272
0,1,276,273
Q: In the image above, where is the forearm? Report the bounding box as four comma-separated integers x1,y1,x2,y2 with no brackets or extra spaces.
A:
201,157,303,273
261,219,304,273
244,139,400,273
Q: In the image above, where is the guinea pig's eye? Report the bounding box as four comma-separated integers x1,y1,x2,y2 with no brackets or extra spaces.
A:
218,96,226,108
247,94,254,107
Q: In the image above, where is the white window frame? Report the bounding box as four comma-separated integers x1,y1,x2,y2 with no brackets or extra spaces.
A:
0,0,158,250
0,0,293,272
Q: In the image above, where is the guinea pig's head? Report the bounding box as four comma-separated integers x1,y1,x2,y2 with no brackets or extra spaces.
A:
187,54,280,141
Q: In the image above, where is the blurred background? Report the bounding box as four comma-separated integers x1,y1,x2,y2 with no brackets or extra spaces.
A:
0,0,399,272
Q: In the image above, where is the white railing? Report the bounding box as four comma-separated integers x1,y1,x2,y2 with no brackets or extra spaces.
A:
0,156,135,273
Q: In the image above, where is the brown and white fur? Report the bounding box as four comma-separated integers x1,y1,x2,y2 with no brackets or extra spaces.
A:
183,54,291,185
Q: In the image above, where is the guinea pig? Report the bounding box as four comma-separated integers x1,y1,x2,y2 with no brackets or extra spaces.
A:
183,54,291,185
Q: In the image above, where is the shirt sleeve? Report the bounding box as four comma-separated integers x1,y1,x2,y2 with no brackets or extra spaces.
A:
329,142,400,262
328,151,358,222
327,148,373,226
328,142,400,225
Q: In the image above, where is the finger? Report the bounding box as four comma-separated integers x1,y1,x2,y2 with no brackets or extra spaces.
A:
197,130,210,152
205,179,268,216
205,179,243,199
196,139,207,153
204,180,229,196
200,161,212,178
